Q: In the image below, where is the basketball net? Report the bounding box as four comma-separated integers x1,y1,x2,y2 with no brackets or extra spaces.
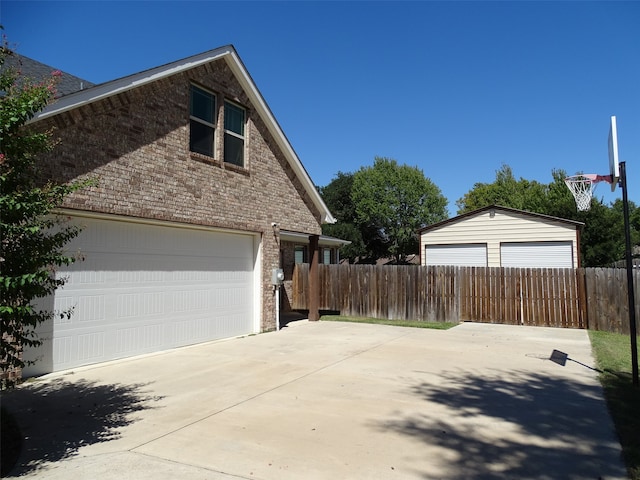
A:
564,174,613,211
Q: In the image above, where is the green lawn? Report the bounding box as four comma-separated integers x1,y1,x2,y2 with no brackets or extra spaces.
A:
320,314,457,330
589,330,640,479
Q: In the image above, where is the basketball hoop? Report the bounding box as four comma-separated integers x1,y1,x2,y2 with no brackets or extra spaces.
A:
564,174,612,211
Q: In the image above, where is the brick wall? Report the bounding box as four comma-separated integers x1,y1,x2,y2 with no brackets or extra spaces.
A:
36,58,322,331
280,240,298,311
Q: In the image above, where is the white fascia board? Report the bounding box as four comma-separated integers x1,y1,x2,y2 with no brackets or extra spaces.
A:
280,230,350,246
223,51,335,225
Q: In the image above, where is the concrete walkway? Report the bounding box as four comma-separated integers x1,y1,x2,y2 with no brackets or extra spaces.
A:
2,321,627,479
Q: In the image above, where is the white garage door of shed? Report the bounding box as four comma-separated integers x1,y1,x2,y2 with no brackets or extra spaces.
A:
500,241,574,268
424,244,487,266
26,217,257,375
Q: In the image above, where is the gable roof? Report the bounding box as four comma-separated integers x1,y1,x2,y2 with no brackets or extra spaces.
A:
30,45,335,224
4,51,95,96
418,205,584,234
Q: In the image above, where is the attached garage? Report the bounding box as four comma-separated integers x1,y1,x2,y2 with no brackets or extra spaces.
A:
25,215,259,375
500,241,574,268
12,46,337,381
424,244,487,266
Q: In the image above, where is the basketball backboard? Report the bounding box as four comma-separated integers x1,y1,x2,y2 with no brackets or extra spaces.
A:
608,115,620,191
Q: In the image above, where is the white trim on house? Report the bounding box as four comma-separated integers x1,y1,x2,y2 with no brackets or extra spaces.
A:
279,230,351,248
54,208,258,237
33,46,336,224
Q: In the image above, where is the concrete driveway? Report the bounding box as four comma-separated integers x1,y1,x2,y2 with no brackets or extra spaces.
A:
2,320,626,479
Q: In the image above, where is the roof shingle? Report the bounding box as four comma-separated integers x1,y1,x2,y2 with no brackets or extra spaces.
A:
3,52,95,97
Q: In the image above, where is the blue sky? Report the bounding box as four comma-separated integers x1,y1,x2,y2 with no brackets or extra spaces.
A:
2,1,639,215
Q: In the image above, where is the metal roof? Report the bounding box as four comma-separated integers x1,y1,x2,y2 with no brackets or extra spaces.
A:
417,205,584,234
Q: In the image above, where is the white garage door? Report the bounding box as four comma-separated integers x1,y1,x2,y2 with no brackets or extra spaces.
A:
25,216,258,375
424,244,487,266
501,241,574,268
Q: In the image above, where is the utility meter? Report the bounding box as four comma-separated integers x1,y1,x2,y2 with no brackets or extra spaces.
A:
272,268,285,285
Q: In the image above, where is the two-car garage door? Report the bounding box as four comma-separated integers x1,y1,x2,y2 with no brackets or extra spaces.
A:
25,216,258,376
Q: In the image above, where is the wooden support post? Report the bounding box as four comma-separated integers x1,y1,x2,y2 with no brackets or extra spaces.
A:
308,234,320,321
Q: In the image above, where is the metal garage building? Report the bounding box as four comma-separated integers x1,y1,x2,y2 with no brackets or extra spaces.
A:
419,206,583,268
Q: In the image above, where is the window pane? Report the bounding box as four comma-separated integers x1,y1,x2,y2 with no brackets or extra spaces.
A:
191,86,215,123
224,133,244,166
224,102,245,135
323,249,331,264
295,246,306,264
190,120,214,157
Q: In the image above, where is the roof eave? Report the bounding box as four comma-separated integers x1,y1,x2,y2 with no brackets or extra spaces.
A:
32,45,234,122
222,50,336,224
280,230,351,247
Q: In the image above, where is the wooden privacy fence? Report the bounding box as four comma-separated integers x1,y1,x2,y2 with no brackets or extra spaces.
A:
292,264,640,333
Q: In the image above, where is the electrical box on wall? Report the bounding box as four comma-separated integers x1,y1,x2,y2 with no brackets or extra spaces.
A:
272,268,284,285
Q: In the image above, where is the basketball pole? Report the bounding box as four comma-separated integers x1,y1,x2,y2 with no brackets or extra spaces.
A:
619,161,639,387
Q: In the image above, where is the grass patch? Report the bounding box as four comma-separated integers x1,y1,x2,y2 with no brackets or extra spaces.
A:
320,314,457,330
1,405,23,476
589,330,640,479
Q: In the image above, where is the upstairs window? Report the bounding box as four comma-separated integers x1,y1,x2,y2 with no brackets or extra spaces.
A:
224,101,245,167
190,85,216,157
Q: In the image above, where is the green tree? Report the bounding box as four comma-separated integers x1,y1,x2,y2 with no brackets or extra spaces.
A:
322,222,366,262
455,164,639,267
535,171,639,266
0,42,89,386
319,171,356,223
540,169,579,219
456,164,547,214
351,157,448,263
319,171,367,262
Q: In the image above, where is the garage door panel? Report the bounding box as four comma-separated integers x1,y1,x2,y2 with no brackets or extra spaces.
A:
115,323,164,354
24,217,257,375
425,244,487,266
71,252,252,277
71,222,253,259
501,241,573,268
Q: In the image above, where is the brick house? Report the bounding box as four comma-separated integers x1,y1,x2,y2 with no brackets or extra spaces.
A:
19,45,342,376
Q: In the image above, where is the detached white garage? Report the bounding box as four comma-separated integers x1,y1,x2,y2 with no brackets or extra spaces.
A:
25,215,259,376
418,206,583,268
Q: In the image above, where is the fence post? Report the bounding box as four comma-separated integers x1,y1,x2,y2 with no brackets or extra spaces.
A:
308,235,320,321
576,268,588,329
